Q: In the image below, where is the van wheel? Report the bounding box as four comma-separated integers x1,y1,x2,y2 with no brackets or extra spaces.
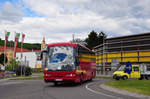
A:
115,77,120,80
145,76,150,80
123,76,128,80
139,76,144,80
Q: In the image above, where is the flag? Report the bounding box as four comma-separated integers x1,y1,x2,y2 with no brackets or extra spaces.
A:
5,31,10,38
4,31,10,54
21,33,25,58
21,34,25,43
15,33,20,42
14,33,20,58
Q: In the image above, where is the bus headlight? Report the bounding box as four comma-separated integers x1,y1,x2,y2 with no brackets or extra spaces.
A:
44,68,48,71
66,73,76,77
45,74,51,76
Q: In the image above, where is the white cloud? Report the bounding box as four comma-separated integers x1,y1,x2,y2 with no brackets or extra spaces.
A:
0,2,23,23
1,0,150,44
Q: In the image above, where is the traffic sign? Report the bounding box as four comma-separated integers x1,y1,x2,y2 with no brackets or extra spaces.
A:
125,61,132,74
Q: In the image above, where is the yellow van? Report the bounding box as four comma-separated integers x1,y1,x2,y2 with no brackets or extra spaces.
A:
113,65,141,80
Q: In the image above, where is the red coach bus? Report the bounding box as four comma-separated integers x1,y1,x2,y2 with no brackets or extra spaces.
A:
41,42,96,85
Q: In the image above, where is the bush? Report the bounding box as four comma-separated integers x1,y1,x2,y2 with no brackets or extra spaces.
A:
5,59,20,71
16,65,32,76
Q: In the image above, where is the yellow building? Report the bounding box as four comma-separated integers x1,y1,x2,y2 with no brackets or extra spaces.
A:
6,49,14,63
0,47,14,63
94,32,150,73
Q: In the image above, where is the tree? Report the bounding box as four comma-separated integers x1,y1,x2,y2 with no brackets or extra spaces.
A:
85,30,99,49
0,53,8,65
85,31,107,49
98,31,107,44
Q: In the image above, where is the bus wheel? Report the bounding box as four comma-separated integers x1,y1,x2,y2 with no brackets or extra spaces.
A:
89,78,93,81
79,74,84,84
54,82,58,86
123,76,128,80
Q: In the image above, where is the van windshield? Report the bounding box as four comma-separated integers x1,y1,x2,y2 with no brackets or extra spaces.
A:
118,65,125,71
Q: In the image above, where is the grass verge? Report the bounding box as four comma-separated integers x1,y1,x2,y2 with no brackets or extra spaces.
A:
105,80,150,95
10,75,43,80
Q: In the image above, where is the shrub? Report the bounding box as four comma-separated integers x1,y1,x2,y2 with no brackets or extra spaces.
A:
16,65,32,76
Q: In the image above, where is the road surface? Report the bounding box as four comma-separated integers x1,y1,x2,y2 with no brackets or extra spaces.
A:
0,79,141,99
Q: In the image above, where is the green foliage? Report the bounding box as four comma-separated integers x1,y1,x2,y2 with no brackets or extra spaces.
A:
16,65,32,76
85,30,107,49
106,80,150,95
0,39,41,50
0,53,8,65
5,59,20,71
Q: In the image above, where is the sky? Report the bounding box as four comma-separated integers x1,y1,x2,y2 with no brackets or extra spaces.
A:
0,0,150,44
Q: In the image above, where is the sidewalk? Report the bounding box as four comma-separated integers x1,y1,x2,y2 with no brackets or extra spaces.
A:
0,78,11,82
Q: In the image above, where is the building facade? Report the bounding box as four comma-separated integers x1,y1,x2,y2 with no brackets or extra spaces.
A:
16,51,40,68
94,32,150,74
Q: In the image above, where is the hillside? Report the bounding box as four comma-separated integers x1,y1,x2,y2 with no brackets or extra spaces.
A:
0,39,41,50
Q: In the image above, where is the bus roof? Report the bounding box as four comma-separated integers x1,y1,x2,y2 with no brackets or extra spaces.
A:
47,42,77,48
47,42,94,53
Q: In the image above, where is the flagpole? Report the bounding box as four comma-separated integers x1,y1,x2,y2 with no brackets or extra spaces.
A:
4,30,6,69
21,33,23,77
12,31,16,69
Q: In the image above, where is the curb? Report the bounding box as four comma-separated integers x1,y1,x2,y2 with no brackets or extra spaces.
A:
100,84,150,99
0,78,11,82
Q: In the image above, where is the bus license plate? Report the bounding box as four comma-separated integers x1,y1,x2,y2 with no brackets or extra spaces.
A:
55,79,63,81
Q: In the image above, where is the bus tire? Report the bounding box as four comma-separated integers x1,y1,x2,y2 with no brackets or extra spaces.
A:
54,82,58,86
79,74,84,84
89,78,93,81
123,76,128,80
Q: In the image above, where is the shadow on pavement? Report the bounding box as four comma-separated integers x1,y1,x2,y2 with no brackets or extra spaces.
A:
44,80,93,88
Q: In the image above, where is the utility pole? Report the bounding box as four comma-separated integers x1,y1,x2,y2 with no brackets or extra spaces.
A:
72,34,75,43
103,36,105,75
24,56,26,76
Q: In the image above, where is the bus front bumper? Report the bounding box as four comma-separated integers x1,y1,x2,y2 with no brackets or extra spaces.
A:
44,76,79,83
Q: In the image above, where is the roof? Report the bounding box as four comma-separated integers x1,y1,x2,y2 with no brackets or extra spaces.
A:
94,32,150,49
0,46,36,52
33,50,41,52
107,32,150,40
47,42,77,48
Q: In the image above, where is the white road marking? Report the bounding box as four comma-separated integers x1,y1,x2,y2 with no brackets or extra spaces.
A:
85,82,123,99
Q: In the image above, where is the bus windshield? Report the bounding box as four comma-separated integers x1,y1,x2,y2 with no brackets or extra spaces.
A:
47,46,75,71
